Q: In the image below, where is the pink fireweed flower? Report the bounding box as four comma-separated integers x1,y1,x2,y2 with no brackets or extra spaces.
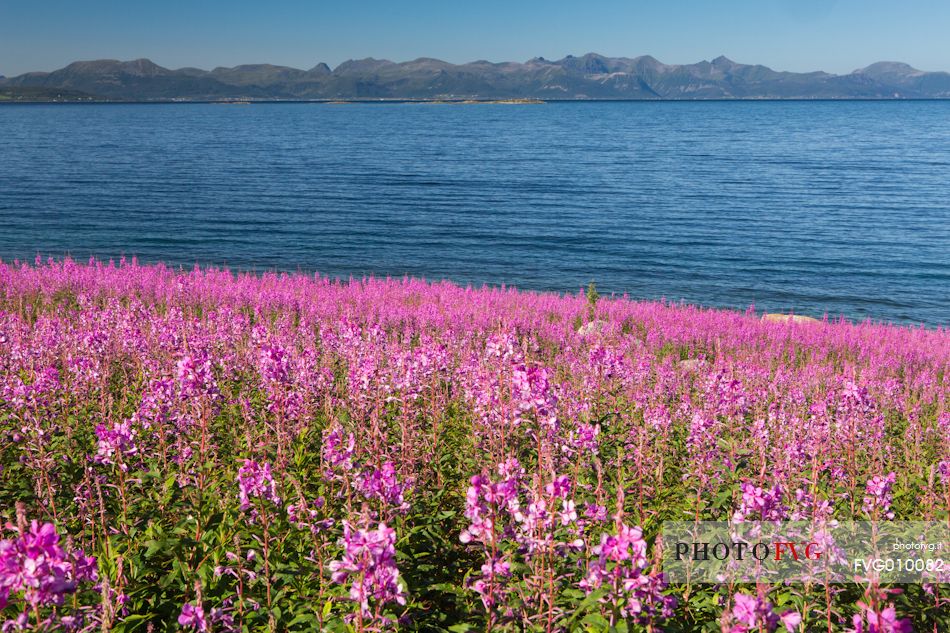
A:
512,496,553,553
322,424,356,476
354,462,410,512
459,460,540,611
65,355,100,387
584,503,608,524
586,345,628,384
459,475,498,546
848,602,912,633
93,420,138,470
683,411,725,490
790,488,833,521
131,378,175,430
597,524,647,565
3,367,61,411
0,521,97,610
643,405,673,434
321,425,411,513
710,372,749,419
484,333,522,362
468,555,512,608
178,602,209,631
210,603,237,632
495,457,524,484
287,497,335,535
328,522,406,619
938,460,949,487
544,474,572,499
733,482,787,523
840,381,875,417
459,461,523,546
176,353,219,400
386,341,448,402
725,592,798,633
558,499,579,526
511,364,558,431
579,523,675,623
257,343,297,415
236,460,281,514
862,472,897,519
258,343,291,385
34,366,61,395
780,611,803,631
567,422,600,458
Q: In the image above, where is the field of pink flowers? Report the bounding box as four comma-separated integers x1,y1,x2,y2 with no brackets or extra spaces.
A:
0,258,947,632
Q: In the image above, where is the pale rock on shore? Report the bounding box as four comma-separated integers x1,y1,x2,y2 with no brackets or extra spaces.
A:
762,313,820,324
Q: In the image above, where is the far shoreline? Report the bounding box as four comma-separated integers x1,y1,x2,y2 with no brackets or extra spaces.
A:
4,97,950,105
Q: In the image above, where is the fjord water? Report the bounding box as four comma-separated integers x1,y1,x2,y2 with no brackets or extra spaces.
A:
1,101,948,325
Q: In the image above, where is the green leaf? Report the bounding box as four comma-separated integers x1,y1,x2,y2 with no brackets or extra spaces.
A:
582,613,610,631
289,613,318,626
565,588,609,625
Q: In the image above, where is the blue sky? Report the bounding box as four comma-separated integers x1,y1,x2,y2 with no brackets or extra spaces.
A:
1,0,948,76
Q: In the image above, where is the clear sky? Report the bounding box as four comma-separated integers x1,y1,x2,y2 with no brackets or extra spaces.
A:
1,0,949,77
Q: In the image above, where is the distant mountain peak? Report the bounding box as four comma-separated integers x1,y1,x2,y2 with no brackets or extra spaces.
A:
332,58,396,75
175,67,208,76
129,58,162,68
855,61,923,76
63,58,170,76
556,53,614,74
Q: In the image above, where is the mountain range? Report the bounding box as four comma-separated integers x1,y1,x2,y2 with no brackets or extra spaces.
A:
2,54,949,101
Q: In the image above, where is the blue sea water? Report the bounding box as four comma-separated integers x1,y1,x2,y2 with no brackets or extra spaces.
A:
0,101,948,325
